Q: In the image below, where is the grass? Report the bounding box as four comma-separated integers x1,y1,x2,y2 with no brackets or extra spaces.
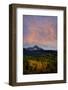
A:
23,53,57,74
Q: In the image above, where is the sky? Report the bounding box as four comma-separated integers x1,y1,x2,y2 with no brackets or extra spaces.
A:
23,15,57,50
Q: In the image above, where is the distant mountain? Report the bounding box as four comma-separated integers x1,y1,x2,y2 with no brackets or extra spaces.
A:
23,45,57,56
24,45,43,51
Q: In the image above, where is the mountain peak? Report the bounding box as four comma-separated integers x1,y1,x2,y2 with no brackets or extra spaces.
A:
24,45,43,51
33,45,40,49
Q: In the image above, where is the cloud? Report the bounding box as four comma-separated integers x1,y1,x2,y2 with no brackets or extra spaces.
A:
23,15,57,49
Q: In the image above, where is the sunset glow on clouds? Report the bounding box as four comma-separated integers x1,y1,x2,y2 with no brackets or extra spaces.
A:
23,15,57,50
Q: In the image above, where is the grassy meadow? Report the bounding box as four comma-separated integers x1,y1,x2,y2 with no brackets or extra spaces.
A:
23,50,57,74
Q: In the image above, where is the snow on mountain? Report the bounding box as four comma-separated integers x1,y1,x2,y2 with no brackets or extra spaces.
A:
24,45,43,51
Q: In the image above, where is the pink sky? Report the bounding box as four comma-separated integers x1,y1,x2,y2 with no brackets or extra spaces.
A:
23,15,57,50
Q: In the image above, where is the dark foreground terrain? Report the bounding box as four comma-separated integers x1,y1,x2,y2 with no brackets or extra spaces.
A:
23,46,57,75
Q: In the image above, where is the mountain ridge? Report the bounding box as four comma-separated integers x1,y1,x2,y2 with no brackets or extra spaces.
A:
23,45,57,51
